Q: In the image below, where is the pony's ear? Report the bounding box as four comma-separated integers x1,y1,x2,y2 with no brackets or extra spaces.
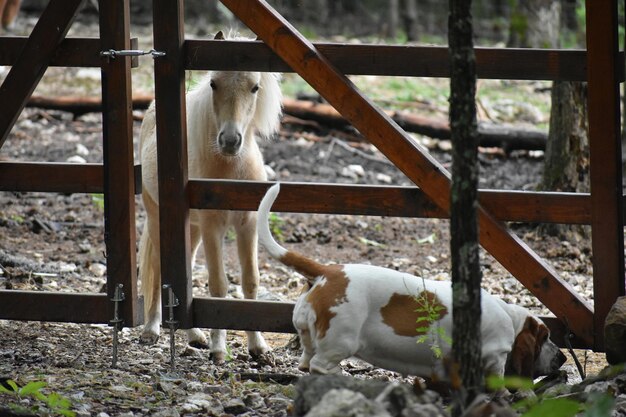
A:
214,31,225,40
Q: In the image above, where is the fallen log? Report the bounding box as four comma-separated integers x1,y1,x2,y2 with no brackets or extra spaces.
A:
282,98,547,152
27,94,154,117
26,94,547,151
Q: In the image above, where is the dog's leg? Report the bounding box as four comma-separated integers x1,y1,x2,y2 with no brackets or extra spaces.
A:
308,337,359,374
235,212,269,357
296,329,314,371
201,215,229,363
185,222,209,349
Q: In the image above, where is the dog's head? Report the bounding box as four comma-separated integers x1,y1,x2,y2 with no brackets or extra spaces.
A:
506,316,566,378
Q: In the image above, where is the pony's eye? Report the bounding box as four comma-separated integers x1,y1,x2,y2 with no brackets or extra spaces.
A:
210,80,217,90
251,84,259,94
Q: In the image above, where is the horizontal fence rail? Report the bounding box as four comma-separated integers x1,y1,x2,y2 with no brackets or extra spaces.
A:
0,37,139,67
0,162,142,194
188,179,599,224
185,40,625,82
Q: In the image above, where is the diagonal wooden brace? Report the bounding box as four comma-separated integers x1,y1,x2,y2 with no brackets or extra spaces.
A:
220,0,595,346
0,0,83,149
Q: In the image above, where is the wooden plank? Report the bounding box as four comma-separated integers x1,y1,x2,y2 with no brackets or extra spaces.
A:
586,1,625,351
99,0,139,327
0,37,139,68
0,291,109,323
220,0,595,346
0,162,141,194
188,179,593,224
0,162,103,193
184,40,603,81
152,0,193,328
192,297,589,348
193,297,295,333
0,0,83,149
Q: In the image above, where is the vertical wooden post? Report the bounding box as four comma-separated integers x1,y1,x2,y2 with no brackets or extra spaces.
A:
99,0,139,326
152,0,193,328
586,1,625,350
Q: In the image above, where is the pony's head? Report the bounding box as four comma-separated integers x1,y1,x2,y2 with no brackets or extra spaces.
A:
208,31,282,157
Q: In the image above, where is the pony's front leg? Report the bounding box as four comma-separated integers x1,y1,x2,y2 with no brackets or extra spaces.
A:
185,222,210,349
236,212,270,357
201,216,229,363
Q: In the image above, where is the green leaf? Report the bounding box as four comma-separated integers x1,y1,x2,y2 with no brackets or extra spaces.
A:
358,237,386,248
0,384,15,395
6,380,19,392
486,375,534,391
522,398,580,417
19,381,46,396
584,393,615,417
417,233,436,244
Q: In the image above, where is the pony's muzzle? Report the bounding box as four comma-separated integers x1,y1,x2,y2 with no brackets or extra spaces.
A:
217,130,243,156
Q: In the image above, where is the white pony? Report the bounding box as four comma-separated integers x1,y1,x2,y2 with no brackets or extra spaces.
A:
138,31,283,361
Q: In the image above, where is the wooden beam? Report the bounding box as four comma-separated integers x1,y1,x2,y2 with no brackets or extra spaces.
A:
99,0,139,327
152,0,193,328
586,1,625,351
219,0,595,345
0,291,109,323
0,0,83,149
0,37,139,68
188,179,593,225
184,40,604,81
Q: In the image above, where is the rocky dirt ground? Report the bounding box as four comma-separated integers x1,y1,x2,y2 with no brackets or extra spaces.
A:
0,7,618,417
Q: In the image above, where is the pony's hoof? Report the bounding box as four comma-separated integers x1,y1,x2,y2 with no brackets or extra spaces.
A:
189,340,210,350
139,331,159,345
210,350,227,364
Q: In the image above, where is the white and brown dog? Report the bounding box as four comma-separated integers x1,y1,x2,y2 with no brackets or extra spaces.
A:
257,183,566,379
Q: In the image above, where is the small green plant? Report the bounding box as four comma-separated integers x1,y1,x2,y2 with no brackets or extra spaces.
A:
0,379,75,417
269,213,285,242
414,282,451,359
91,193,105,210
487,375,615,417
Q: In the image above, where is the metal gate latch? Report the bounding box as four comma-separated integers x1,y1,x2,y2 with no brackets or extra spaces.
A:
100,49,166,59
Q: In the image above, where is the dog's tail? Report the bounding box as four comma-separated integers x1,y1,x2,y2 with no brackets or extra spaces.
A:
257,183,326,284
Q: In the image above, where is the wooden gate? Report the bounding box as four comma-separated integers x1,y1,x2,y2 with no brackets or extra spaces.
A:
0,0,623,352
0,0,140,327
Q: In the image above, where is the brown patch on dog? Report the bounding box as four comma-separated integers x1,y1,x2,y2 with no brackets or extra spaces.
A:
380,291,448,337
508,316,548,377
304,264,350,339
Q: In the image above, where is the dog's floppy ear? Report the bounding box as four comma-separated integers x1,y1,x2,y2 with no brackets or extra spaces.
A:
214,31,225,40
509,317,541,377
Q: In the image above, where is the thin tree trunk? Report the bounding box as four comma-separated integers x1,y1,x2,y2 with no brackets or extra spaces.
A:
448,0,483,413
400,0,418,41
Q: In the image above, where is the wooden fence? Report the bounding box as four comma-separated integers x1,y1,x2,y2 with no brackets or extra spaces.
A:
0,0,623,352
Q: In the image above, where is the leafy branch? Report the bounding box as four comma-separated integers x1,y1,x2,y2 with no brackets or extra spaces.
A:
0,379,75,417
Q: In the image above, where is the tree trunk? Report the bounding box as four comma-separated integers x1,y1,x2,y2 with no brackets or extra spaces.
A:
400,0,418,41
540,81,589,238
507,0,561,48
448,0,483,413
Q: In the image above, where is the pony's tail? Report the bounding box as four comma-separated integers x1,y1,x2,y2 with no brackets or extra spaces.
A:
257,183,288,260
257,183,326,284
